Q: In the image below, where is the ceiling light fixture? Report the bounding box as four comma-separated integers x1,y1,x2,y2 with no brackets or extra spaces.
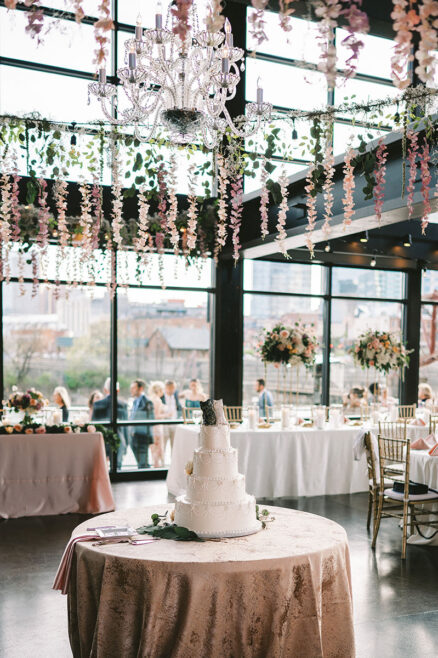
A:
89,3,271,149
324,242,331,252
359,230,369,243
370,255,377,267
403,234,412,247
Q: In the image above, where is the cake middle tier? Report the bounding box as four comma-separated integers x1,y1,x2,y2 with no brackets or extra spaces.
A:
193,446,238,478
186,473,247,504
199,424,230,450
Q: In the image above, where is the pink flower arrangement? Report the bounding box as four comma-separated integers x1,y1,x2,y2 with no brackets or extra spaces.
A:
342,147,355,228
420,139,432,235
24,428,34,435
64,426,72,433
373,138,388,224
406,130,419,218
35,425,46,434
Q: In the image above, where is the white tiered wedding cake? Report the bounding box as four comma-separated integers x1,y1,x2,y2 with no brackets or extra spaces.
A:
174,399,261,538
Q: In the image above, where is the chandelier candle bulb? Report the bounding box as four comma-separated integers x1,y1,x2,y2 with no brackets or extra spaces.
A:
128,46,136,70
257,78,263,106
155,1,163,30
135,15,143,42
98,68,106,84
225,17,233,47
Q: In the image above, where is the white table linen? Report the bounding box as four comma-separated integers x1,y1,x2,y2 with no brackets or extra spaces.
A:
407,449,438,546
167,424,370,498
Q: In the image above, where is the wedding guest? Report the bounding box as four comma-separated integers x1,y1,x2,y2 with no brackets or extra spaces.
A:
129,379,154,469
256,378,273,418
418,383,434,408
92,378,128,469
183,378,207,408
343,387,366,411
148,381,167,468
53,386,70,423
161,380,181,454
88,390,103,420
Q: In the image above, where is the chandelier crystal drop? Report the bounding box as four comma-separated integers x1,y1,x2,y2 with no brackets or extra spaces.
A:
88,1,271,149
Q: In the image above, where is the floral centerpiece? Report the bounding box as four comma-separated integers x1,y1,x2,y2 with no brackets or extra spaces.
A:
5,388,48,425
351,330,412,373
258,322,318,368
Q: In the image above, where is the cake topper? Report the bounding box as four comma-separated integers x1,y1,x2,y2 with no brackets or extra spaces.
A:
200,399,216,425
213,400,228,425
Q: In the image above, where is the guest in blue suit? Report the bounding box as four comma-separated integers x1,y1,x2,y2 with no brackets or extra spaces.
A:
256,378,273,419
129,379,155,469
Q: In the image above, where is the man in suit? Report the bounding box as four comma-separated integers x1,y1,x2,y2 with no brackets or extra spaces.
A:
161,380,182,454
130,379,154,469
256,378,274,419
91,378,128,469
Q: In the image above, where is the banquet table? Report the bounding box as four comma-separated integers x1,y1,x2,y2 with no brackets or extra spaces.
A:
407,448,438,546
0,431,114,518
66,504,355,658
167,424,370,498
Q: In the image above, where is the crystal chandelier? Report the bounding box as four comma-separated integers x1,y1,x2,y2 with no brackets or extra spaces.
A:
88,1,271,149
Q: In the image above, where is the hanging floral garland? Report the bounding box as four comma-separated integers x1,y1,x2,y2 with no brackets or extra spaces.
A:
111,149,124,250
373,138,388,224
136,185,151,261
93,0,114,67
249,0,269,45
260,156,270,239
322,136,335,234
339,1,370,79
215,153,228,261
416,0,438,85
205,0,225,32
230,174,244,263
10,166,21,242
390,0,418,89
420,138,432,234
276,168,289,257
406,129,419,218
305,164,317,257
166,153,180,255
186,163,198,252
313,0,342,90
342,146,355,229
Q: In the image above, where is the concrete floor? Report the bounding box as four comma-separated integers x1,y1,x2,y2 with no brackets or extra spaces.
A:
1,481,437,657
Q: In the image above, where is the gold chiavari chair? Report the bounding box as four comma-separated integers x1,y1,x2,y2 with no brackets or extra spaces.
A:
372,433,438,559
364,432,378,531
397,404,416,419
224,406,243,424
182,407,194,424
378,420,407,440
429,414,438,434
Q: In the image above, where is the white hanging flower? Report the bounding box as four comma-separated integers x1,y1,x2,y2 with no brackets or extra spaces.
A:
166,152,179,255
187,163,198,252
276,167,289,257
260,155,269,239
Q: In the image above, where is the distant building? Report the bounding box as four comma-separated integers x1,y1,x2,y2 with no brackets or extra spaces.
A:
147,327,210,359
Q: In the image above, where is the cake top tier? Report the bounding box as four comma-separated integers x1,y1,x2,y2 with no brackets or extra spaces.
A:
200,399,228,426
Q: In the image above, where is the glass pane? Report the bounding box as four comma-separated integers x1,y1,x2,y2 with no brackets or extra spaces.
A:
117,287,212,470
118,1,209,27
336,28,395,80
41,1,98,16
335,77,400,121
243,293,324,407
116,252,213,289
3,282,110,423
330,299,403,405
244,160,305,194
247,9,320,64
333,123,382,157
244,260,324,296
246,58,327,110
332,267,404,299
422,270,438,301
0,66,99,122
0,8,95,72
420,304,438,400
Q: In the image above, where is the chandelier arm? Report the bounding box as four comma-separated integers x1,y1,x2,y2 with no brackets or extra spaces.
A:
98,98,126,126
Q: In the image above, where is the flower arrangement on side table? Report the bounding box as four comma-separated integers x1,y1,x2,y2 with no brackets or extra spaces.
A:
5,388,48,425
351,330,412,373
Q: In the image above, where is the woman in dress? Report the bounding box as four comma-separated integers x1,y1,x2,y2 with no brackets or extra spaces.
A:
53,386,70,422
183,378,207,409
88,390,103,420
148,381,167,468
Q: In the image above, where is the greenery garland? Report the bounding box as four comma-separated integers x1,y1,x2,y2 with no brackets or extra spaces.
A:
0,422,120,452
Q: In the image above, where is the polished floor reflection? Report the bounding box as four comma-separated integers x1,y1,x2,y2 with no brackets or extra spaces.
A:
1,482,437,657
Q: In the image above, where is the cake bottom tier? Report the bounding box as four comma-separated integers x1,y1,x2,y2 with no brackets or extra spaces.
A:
174,494,262,538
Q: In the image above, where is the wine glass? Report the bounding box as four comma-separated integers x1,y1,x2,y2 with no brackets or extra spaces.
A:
192,409,202,426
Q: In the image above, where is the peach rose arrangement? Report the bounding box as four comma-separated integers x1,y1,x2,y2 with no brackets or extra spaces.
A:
258,322,318,368
351,330,412,373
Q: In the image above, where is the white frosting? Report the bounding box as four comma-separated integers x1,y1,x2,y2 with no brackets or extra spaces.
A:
174,404,261,538
192,447,238,478
200,425,230,450
174,494,261,538
187,473,246,503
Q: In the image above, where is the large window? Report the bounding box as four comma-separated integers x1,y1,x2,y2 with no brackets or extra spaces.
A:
243,261,407,408
420,270,438,394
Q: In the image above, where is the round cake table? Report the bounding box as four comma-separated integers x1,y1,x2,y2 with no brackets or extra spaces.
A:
67,505,355,658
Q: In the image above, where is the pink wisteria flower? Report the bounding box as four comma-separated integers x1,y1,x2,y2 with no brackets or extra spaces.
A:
406,130,419,218
420,139,432,235
415,0,438,84
373,139,388,224
305,164,317,258
340,1,370,79
260,156,270,240
390,0,419,89
230,174,244,264
322,142,335,234
342,147,355,228
171,0,193,44
276,168,289,257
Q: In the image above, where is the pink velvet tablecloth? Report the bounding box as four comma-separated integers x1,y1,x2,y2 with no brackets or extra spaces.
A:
0,432,114,518
67,505,355,658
